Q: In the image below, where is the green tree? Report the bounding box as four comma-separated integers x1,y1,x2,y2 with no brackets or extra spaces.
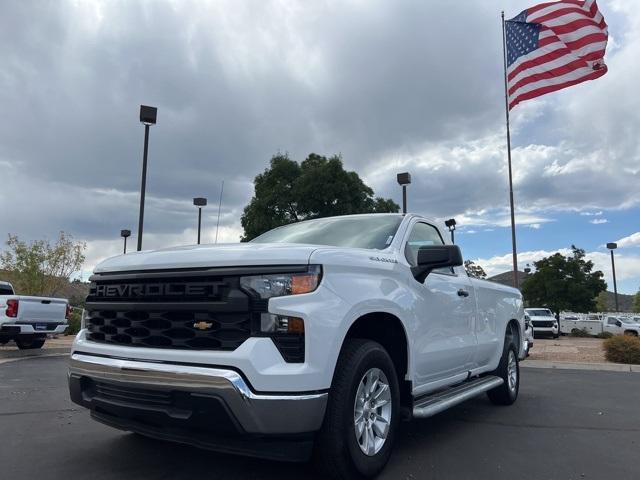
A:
464,260,487,279
634,289,640,313
595,290,609,312
241,153,399,240
0,231,86,296
521,246,607,318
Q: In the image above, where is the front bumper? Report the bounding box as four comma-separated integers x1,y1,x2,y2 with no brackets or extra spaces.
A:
533,326,558,337
1,323,67,335
68,353,327,437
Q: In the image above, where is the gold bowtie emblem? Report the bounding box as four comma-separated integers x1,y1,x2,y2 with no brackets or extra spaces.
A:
193,321,213,331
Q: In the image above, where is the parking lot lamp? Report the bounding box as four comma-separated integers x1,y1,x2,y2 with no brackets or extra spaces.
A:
137,105,157,251
396,172,411,214
445,218,457,243
193,197,207,244
607,242,619,312
120,229,131,254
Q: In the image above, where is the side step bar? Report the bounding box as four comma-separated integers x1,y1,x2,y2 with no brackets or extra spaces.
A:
412,375,503,419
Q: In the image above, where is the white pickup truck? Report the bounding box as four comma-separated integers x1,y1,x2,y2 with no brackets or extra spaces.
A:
68,213,526,479
561,314,640,337
0,281,70,349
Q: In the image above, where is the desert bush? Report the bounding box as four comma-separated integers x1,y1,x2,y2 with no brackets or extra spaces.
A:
604,335,640,364
66,308,82,336
570,328,591,337
596,331,614,339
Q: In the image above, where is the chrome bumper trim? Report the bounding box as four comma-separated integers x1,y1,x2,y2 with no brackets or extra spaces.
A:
69,353,327,434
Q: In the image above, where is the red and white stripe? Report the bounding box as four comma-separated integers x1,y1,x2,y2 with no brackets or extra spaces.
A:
507,0,608,109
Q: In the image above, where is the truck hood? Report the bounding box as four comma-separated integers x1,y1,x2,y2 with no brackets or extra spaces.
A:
94,243,320,273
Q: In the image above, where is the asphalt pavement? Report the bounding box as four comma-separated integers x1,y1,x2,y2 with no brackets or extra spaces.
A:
1,356,638,480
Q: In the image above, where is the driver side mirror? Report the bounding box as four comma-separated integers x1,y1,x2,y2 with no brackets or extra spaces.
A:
411,245,463,282
616,321,622,327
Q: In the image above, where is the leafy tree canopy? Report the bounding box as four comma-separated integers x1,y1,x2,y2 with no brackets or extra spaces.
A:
464,260,487,279
521,246,607,316
0,231,86,297
596,290,609,312
241,153,399,240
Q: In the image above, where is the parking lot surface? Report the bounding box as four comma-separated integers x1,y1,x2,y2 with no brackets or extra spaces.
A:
1,356,639,480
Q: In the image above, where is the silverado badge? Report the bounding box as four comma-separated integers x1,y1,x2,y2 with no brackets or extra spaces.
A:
193,321,213,331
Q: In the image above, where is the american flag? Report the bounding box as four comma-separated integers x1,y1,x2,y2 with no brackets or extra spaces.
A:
505,0,608,110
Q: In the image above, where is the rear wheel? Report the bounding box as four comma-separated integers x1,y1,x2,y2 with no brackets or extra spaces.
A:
15,336,45,350
314,339,400,479
624,330,638,337
487,340,519,406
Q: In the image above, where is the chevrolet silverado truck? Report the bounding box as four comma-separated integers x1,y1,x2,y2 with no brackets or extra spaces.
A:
1,281,70,349
68,213,526,479
525,308,559,338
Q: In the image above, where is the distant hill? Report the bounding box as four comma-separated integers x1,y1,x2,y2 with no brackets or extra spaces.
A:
487,271,635,312
487,270,530,288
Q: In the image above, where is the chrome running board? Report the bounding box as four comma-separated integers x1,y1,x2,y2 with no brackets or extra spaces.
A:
412,375,503,419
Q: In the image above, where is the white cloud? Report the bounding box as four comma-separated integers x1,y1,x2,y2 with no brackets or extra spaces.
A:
616,231,640,248
590,218,609,224
473,248,640,293
526,223,542,229
580,211,603,216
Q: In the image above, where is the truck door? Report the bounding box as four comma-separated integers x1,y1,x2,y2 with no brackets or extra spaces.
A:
604,316,622,335
403,221,478,388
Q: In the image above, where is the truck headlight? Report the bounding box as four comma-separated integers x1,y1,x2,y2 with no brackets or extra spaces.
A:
240,265,321,299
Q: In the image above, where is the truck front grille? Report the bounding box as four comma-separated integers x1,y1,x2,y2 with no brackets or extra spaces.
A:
532,320,555,328
85,272,255,351
85,309,252,350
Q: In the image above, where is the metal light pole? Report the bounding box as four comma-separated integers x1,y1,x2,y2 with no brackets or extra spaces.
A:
120,229,131,254
607,242,619,312
137,105,157,251
445,218,456,243
193,197,207,244
396,172,411,214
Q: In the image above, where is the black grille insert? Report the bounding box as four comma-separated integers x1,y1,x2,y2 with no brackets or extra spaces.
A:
85,273,256,351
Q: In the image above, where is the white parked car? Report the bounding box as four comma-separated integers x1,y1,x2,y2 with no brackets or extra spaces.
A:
525,308,559,339
0,281,70,349
68,213,526,478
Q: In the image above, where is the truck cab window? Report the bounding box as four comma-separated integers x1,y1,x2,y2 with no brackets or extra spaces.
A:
404,222,452,274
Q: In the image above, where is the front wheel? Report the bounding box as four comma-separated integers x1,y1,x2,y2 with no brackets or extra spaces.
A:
314,339,400,479
487,342,519,405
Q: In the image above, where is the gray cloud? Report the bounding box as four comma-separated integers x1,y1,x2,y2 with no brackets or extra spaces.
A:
0,0,638,270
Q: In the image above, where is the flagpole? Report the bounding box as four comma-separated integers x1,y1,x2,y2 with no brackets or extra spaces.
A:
501,11,519,289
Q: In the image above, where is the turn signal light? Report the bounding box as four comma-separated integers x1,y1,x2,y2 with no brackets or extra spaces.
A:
6,299,19,318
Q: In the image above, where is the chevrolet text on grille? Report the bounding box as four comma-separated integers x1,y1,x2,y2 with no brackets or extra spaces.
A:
93,282,226,298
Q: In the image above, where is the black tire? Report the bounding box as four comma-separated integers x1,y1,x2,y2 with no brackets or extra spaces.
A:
487,340,519,406
15,336,45,350
553,333,559,339
314,339,400,479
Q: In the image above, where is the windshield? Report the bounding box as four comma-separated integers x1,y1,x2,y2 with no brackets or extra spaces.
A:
620,317,638,324
251,215,404,250
526,309,553,317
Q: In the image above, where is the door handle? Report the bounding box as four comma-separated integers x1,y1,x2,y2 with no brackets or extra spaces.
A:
457,289,469,297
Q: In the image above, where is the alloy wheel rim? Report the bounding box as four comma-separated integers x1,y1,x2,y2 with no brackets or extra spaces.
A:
507,350,518,392
354,367,392,456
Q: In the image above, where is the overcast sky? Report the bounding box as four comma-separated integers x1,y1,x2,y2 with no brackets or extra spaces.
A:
1,0,638,294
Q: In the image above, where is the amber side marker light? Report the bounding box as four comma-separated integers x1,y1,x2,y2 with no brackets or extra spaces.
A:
291,274,319,295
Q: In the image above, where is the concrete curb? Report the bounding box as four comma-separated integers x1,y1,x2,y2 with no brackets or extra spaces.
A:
0,347,71,360
522,359,640,373
0,352,69,365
